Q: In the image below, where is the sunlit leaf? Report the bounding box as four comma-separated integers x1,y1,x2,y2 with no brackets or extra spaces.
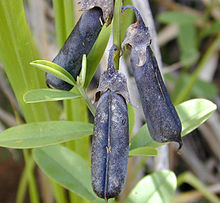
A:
30,60,76,86
129,146,158,157
126,170,177,203
0,121,93,148
130,99,217,150
24,89,80,103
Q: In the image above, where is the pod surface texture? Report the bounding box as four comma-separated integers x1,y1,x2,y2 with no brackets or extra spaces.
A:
92,90,129,199
46,7,103,90
131,47,182,144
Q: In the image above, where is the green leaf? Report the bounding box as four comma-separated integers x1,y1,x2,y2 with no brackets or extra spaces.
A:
178,23,199,66
128,103,135,136
84,24,112,88
158,11,199,25
171,73,218,100
0,0,60,122
130,99,217,150
30,60,76,86
24,89,80,103
0,121,93,149
201,21,220,38
126,170,177,203
129,146,158,157
77,54,87,87
33,145,96,200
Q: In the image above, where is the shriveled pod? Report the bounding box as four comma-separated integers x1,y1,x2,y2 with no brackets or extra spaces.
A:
92,45,130,200
122,6,182,148
46,0,114,90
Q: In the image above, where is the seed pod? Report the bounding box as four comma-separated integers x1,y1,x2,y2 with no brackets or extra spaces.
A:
122,6,182,148
46,0,114,90
92,45,130,200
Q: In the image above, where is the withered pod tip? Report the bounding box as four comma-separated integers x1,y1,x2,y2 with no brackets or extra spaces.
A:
121,5,151,66
95,45,130,104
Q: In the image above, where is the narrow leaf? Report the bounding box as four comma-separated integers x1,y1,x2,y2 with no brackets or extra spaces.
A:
0,121,93,148
0,0,60,122
33,145,96,200
126,170,177,203
130,99,217,150
77,54,87,87
24,89,80,103
129,146,158,157
30,60,76,86
84,24,112,88
178,23,199,66
158,11,199,24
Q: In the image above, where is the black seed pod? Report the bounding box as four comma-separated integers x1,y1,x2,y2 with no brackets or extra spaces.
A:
92,45,130,200
46,7,103,90
122,6,182,148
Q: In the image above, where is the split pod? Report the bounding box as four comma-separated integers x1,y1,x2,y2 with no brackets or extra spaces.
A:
92,45,130,200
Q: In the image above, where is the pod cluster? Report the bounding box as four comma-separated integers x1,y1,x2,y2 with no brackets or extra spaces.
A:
46,2,183,201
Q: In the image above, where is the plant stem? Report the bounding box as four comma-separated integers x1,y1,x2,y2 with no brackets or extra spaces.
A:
113,0,122,69
16,154,35,203
177,172,220,203
174,34,220,104
23,150,40,203
51,180,68,203
77,87,95,116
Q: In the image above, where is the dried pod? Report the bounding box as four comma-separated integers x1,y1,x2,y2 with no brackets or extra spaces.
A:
79,0,114,24
92,45,130,200
122,6,182,148
46,4,109,90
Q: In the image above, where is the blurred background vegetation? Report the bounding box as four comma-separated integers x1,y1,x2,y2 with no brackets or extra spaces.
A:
0,0,219,202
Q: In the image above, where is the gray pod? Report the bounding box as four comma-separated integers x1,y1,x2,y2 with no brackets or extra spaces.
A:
46,7,103,90
92,90,129,199
131,46,182,146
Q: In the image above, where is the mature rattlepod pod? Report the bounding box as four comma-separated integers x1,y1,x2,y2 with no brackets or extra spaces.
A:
92,45,130,200
46,0,114,90
122,5,182,148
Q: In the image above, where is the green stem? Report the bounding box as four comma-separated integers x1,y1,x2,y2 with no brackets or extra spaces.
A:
113,0,122,69
77,87,95,117
177,172,220,203
51,180,68,203
23,150,40,203
16,153,35,203
174,34,220,104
